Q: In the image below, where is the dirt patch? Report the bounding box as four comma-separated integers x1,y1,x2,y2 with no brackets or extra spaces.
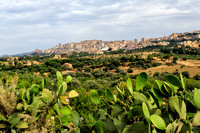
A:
177,60,200,67
120,64,200,77
62,70,77,75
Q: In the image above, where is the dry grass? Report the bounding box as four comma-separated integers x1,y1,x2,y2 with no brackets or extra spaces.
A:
120,59,200,77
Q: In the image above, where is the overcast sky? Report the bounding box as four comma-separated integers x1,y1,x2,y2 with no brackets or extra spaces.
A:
0,0,200,55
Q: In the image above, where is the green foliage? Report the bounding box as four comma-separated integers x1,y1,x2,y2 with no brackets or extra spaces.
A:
167,75,182,87
127,78,133,96
186,79,200,91
66,75,72,83
1,67,200,132
150,115,166,130
169,96,181,117
30,84,40,95
15,121,29,129
127,67,133,73
89,90,100,104
123,121,149,133
136,72,148,91
95,121,105,133
128,106,143,118
84,80,103,90
142,102,151,123
72,110,80,127
105,89,114,101
56,71,63,84
41,89,53,104
165,122,179,133
193,111,200,126
194,88,200,109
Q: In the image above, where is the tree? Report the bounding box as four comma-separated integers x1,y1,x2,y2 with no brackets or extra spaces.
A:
163,54,170,60
14,58,18,66
147,54,153,61
110,58,120,67
173,56,178,63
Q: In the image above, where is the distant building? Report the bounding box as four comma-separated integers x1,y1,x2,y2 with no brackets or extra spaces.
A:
134,39,139,43
58,43,63,48
195,34,200,39
54,55,62,59
141,38,147,42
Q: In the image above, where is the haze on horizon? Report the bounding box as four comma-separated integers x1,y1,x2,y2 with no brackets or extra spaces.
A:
0,0,200,55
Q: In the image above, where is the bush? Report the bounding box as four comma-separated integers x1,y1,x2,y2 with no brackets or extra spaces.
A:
193,74,200,80
103,67,108,72
115,67,122,73
182,71,190,78
182,57,187,61
186,79,200,91
180,65,185,68
165,63,173,66
68,78,81,90
151,62,162,67
153,72,160,77
83,67,91,72
96,79,111,88
172,71,180,77
127,67,133,73
92,69,105,78
105,72,115,79
111,79,121,87
83,80,103,90
119,70,127,76
82,72,93,78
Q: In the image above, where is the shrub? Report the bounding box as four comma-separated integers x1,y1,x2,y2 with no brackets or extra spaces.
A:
193,74,200,80
115,67,122,73
151,62,162,67
165,63,173,66
68,78,81,90
83,80,103,90
127,68,133,73
83,67,91,72
182,57,187,61
103,67,108,72
153,72,160,77
96,79,111,88
181,65,185,68
105,72,115,79
82,72,93,78
182,71,190,78
119,70,127,76
186,79,200,91
92,69,105,78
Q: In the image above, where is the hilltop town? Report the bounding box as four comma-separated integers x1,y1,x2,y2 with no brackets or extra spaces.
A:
35,30,200,55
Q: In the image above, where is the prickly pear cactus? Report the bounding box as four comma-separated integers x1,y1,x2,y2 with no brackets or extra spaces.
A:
194,88,200,110
150,115,166,130
89,90,100,104
135,72,148,91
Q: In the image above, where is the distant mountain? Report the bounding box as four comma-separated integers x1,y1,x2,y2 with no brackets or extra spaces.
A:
0,54,10,58
0,51,34,58
12,51,33,57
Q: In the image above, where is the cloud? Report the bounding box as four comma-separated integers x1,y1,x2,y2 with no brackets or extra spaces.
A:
0,0,200,55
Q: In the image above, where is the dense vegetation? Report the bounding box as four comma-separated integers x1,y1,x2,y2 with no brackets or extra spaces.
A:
0,71,200,132
0,41,200,132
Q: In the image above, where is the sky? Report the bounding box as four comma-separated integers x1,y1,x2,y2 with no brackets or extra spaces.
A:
0,0,200,55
